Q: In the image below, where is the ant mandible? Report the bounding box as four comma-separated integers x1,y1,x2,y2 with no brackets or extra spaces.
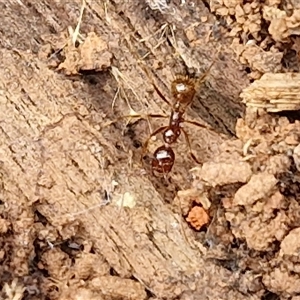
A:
105,55,217,177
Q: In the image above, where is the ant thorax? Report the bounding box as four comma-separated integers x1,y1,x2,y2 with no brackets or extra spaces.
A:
163,126,181,144
162,110,183,144
171,110,181,121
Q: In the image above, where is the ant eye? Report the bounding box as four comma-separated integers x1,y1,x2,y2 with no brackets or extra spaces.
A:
133,140,142,148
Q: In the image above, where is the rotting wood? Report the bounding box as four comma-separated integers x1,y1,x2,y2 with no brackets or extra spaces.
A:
241,73,300,112
0,1,250,299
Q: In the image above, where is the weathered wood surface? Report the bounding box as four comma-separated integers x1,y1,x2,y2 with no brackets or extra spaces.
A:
0,1,251,299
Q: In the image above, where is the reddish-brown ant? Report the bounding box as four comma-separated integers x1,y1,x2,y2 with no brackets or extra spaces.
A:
105,57,217,177
142,68,215,176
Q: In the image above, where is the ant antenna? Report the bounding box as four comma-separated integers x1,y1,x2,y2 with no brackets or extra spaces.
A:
196,47,220,88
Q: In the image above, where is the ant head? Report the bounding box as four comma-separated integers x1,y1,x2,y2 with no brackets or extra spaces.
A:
163,126,181,144
171,75,196,105
152,145,175,176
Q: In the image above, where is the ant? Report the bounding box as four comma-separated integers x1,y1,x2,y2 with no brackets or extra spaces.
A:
105,56,217,177
143,67,215,176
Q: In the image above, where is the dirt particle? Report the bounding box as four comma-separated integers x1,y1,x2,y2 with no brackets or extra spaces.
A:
233,172,277,206
186,206,210,230
57,32,113,75
195,161,252,187
280,227,300,256
90,276,147,300
0,218,10,234
293,143,300,171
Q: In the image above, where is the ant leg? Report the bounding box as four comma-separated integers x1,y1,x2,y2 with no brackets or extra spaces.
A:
152,84,173,108
140,126,168,164
123,37,173,108
183,119,213,131
181,128,202,165
197,49,220,85
148,114,168,119
197,60,215,84
102,113,168,128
